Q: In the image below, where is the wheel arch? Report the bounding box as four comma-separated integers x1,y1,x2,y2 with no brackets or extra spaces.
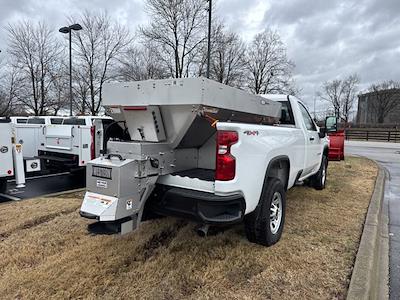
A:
265,155,291,191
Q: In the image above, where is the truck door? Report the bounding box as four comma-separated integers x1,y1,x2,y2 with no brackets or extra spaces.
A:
298,102,320,175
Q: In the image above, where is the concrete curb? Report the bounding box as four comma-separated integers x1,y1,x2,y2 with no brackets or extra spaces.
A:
347,166,389,300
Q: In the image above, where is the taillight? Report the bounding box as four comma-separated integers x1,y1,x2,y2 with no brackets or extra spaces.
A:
215,131,238,181
90,126,95,160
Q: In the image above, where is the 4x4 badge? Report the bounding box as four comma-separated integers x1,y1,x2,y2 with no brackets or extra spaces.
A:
244,130,259,136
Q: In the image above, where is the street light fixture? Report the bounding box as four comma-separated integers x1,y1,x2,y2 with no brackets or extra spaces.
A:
59,23,82,116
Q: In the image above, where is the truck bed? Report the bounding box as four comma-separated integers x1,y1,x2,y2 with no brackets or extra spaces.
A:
172,168,214,182
157,168,215,193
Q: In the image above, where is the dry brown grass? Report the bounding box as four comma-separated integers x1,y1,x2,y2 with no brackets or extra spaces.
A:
0,157,377,300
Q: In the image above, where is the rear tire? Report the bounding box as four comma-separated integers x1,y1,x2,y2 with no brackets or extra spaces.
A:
244,178,286,246
311,155,328,190
0,179,7,194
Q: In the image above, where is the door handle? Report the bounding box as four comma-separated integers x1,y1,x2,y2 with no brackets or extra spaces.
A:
309,137,315,141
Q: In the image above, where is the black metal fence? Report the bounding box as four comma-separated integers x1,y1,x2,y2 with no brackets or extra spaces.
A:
345,129,400,142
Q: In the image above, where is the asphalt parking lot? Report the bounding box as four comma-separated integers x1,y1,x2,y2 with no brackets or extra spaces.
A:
0,172,85,202
345,140,400,300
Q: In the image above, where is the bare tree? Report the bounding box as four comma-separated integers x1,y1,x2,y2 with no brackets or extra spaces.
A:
73,68,91,115
341,74,359,124
318,79,343,119
47,59,70,115
140,0,208,78
210,26,246,87
368,80,400,123
117,42,167,81
318,73,360,123
246,29,295,94
69,11,132,115
7,21,62,115
0,65,23,116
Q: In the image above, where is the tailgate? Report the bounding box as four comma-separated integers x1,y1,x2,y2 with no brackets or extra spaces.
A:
44,125,74,151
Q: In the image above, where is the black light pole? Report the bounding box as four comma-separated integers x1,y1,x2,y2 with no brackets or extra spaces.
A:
206,0,212,79
59,24,82,116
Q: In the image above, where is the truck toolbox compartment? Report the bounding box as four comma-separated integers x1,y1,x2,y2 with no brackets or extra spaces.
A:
147,186,245,225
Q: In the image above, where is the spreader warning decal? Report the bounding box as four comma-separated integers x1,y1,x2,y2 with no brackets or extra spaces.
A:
86,193,113,207
96,180,108,188
126,199,133,210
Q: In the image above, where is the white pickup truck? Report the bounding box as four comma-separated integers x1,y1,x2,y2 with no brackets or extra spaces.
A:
80,78,337,246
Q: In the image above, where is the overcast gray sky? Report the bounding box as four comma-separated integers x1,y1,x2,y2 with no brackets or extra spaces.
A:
0,0,399,110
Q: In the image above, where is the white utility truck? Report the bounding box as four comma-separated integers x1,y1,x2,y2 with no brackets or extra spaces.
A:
80,78,337,246
11,116,65,173
0,119,14,193
0,118,26,193
37,116,116,170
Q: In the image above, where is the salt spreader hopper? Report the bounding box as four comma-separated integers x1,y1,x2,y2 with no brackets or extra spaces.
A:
80,78,282,233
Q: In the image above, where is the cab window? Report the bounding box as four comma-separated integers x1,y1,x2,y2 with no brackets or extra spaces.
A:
27,118,45,124
62,118,86,125
51,118,63,124
298,102,316,131
278,101,295,125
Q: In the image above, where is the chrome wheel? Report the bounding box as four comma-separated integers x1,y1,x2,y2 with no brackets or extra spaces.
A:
270,192,282,234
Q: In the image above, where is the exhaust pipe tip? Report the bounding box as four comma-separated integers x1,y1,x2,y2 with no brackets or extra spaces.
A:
196,224,210,237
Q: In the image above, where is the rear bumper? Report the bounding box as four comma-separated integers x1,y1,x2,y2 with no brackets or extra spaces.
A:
147,186,246,225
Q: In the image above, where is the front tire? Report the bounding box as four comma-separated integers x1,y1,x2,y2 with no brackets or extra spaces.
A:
311,155,328,190
244,178,286,246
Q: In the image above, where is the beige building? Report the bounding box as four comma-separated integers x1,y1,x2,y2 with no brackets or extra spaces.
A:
357,89,400,124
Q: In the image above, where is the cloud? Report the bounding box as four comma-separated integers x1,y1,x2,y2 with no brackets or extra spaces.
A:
0,0,145,51
0,0,399,113
256,0,400,108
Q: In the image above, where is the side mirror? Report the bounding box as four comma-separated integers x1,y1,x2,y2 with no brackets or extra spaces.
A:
325,116,338,133
318,127,326,139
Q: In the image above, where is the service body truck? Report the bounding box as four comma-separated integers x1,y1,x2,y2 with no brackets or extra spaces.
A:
80,78,337,246
11,116,64,173
0,118,26,193
37,116,116,170
0,119,14,193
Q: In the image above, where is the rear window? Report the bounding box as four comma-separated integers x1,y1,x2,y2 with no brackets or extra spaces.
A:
62,118,86,125
50,118,63,124
278,101,295,125
27,118,45,124
101,119,113,127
